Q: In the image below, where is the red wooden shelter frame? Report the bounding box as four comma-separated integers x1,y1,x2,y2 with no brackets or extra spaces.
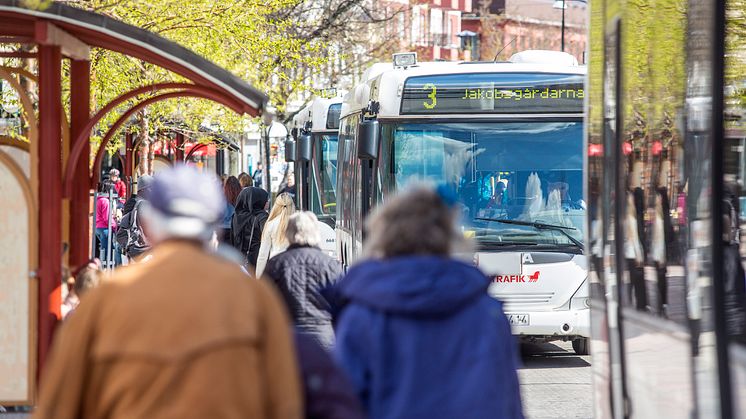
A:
0,0,268,384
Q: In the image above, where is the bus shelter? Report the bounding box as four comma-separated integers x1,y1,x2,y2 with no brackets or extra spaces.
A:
0,0,267,405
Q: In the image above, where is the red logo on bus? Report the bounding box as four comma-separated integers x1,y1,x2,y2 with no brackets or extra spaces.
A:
493,272,540,283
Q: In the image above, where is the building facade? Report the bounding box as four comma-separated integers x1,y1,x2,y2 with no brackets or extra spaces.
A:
462,0,587,63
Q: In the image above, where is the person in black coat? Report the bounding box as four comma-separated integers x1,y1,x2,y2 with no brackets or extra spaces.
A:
264,211,342,349
294,332,366,419
231,187,269,272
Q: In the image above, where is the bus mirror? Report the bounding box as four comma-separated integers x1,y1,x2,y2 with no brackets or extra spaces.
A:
290,128,299,140
284,139,296,162
298,133,313,162
357,119,380,160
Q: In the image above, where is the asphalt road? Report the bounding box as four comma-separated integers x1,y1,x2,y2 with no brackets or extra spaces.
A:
519,341,593,419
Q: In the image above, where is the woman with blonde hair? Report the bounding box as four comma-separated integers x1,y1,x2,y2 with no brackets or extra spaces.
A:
255,192,296,277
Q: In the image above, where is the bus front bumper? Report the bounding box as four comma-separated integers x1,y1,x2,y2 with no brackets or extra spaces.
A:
505,308,590,341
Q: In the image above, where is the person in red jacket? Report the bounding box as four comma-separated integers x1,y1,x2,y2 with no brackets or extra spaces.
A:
110,168,127,202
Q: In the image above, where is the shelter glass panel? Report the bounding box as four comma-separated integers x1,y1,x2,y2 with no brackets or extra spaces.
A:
723,0,746,414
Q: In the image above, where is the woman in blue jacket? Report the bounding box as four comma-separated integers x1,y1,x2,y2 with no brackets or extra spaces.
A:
326,184,524,419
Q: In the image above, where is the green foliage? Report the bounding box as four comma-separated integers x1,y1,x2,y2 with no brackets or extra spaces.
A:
726,0,746,121
61,0,330,154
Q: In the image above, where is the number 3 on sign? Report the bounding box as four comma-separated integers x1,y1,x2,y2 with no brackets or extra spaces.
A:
423,83,437,109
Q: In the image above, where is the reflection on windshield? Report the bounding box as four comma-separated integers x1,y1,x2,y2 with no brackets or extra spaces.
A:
311,134,338,216
386,121,585,246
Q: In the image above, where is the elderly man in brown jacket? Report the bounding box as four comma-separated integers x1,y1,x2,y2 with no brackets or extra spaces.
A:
34,166,302,419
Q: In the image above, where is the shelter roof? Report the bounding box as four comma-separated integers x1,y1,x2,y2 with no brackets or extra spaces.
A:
0,0,268,115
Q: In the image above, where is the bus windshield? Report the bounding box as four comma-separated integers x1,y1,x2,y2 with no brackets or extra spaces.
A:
382,121,584,247
311,133,338,216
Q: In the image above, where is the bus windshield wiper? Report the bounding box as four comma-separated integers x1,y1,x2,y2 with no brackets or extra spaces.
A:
473,217,584,251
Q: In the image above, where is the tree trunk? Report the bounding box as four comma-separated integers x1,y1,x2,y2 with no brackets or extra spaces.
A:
136,110,152,176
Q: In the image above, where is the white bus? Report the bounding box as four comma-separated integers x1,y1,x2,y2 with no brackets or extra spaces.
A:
336,51,590,354
288,95,343,256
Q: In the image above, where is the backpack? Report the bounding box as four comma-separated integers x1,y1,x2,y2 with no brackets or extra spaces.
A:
116,200,148,257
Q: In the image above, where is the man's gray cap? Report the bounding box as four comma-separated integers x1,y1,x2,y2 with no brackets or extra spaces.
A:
146,166,225,238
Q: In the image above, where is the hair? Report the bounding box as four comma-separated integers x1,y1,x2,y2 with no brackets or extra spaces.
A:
99,180,114,193
264,192,296,246
223,176,242,206
285,211,320,247
364,184,467,259
238,172,253,188
74,265,101,297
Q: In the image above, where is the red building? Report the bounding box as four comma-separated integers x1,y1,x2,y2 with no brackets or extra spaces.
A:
462,0,587,63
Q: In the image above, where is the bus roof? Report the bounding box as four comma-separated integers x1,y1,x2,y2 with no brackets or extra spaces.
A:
291,96,344,133
340,50,586,119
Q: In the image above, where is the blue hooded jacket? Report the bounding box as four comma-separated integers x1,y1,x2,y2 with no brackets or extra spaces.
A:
328,256,524,419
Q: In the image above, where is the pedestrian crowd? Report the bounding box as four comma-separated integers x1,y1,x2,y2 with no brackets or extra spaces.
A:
35,165,523,419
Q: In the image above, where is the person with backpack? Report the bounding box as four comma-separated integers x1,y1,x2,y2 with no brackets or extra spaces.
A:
116,175,153,262
231,186,269,274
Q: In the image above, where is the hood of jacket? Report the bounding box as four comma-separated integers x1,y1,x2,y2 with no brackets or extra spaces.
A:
328,256,490,317
235,187,268,214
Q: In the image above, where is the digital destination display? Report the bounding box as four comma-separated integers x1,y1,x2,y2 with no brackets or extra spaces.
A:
400,73,584,114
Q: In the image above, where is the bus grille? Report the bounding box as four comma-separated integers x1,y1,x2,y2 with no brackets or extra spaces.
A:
493,292,555,305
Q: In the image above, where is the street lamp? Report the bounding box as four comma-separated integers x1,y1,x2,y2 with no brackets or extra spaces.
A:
553,0,587,53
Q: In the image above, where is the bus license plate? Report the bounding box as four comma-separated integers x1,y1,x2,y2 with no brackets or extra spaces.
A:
508,314,529,326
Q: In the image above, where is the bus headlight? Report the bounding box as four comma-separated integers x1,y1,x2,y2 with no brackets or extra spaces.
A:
571,296,591,309
570,278,589,310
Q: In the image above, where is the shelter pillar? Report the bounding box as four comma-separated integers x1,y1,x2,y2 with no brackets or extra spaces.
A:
37,44,62,374
69,59,90,269
175,131,185,162
125,132,134,194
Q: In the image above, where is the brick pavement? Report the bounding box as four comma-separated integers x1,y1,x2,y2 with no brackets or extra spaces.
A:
4,341,593,419
519,341,593,419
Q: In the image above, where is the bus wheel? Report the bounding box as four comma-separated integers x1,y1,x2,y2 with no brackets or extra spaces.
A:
572,338,589,355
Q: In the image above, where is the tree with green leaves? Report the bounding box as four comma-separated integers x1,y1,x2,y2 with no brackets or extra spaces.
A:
47,0,398,174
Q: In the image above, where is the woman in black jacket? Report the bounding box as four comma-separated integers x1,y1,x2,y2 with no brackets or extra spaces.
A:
264,211,342,349
231,187,269,272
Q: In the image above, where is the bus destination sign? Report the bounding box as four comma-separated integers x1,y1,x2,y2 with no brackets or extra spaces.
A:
400,73,584,114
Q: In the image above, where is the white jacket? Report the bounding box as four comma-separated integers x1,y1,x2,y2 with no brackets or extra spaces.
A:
255,217,289,277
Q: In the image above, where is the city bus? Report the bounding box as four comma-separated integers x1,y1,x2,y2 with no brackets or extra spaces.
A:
288,95,343,256
337,50,589,354
586,1,746,417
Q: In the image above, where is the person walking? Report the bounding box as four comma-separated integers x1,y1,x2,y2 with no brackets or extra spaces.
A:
255,192,295,277
294,332,366,419
252,163,263,189
34,166,302,419
278,173,297,200
94,181,119,267
231,186,269,273
221,175,242,242
63,260,103,319
325,185,523,419
264,211,342,349
238,172,253,189
116,174,153,262
109,168,127,204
